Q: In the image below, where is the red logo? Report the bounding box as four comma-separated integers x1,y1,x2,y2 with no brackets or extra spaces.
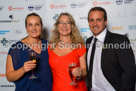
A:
50,4,55,9
8,6,12,11
0,74,5,77
92,1,111,6
92,1,97,6
50,4,66,9
8,6,24,11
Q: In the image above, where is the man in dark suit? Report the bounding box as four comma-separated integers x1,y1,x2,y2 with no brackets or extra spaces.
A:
86,7,136,91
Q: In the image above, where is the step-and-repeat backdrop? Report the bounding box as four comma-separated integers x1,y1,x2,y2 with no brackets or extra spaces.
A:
0,0,136,90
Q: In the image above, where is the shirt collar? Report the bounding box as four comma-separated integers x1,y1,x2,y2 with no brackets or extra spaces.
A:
93,28,107,43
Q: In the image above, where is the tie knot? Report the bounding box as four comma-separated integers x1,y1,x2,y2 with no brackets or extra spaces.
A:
94,38,97,43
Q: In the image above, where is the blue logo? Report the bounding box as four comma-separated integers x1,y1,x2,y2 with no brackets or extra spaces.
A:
9,15,13,20
0,30,10,35
128,25,136,30
81,28,90,32
116,0,123,5
1,38,8,46
53,14,59,21
28,5,34,11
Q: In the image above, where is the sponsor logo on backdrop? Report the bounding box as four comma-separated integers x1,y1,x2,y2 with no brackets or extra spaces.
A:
53,14,59,21
124,0,134,4
0,73,5,77
71,3,77,8
14,30,22,34
78,2,88,7
0,85,15,87
92,1,111,6
81,28,90,32
8,6,24,11
1,38,8,46
0,6,4,11
71,2,88,8
112,27,123,30
79,17,87,20
116,0,123,5
0,52,8,54
0,30,10,35
0,14,19,23
116,0,134,5
9,14,13,19
128,25,136,30
50,4,66,9
28,5,34,11
28,4,44,11
0,38,18,48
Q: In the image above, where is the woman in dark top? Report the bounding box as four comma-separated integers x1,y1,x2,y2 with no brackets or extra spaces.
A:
6,13,52,91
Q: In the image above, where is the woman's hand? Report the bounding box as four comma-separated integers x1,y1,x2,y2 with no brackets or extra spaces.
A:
23,61,36,72
72,67,82,79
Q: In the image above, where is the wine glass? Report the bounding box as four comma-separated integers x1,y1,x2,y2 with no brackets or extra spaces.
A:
29,52,37,79
69,63,77,85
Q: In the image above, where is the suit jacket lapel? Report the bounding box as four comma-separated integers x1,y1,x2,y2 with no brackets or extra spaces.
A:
101,31,111,67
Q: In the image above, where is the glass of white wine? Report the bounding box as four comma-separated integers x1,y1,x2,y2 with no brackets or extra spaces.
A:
29,52,37,79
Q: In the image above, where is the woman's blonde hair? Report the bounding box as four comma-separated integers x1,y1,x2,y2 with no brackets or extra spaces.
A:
49,12,84,49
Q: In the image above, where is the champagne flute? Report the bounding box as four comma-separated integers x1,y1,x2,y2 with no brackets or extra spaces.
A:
29,52,37,79
69,63,77,85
